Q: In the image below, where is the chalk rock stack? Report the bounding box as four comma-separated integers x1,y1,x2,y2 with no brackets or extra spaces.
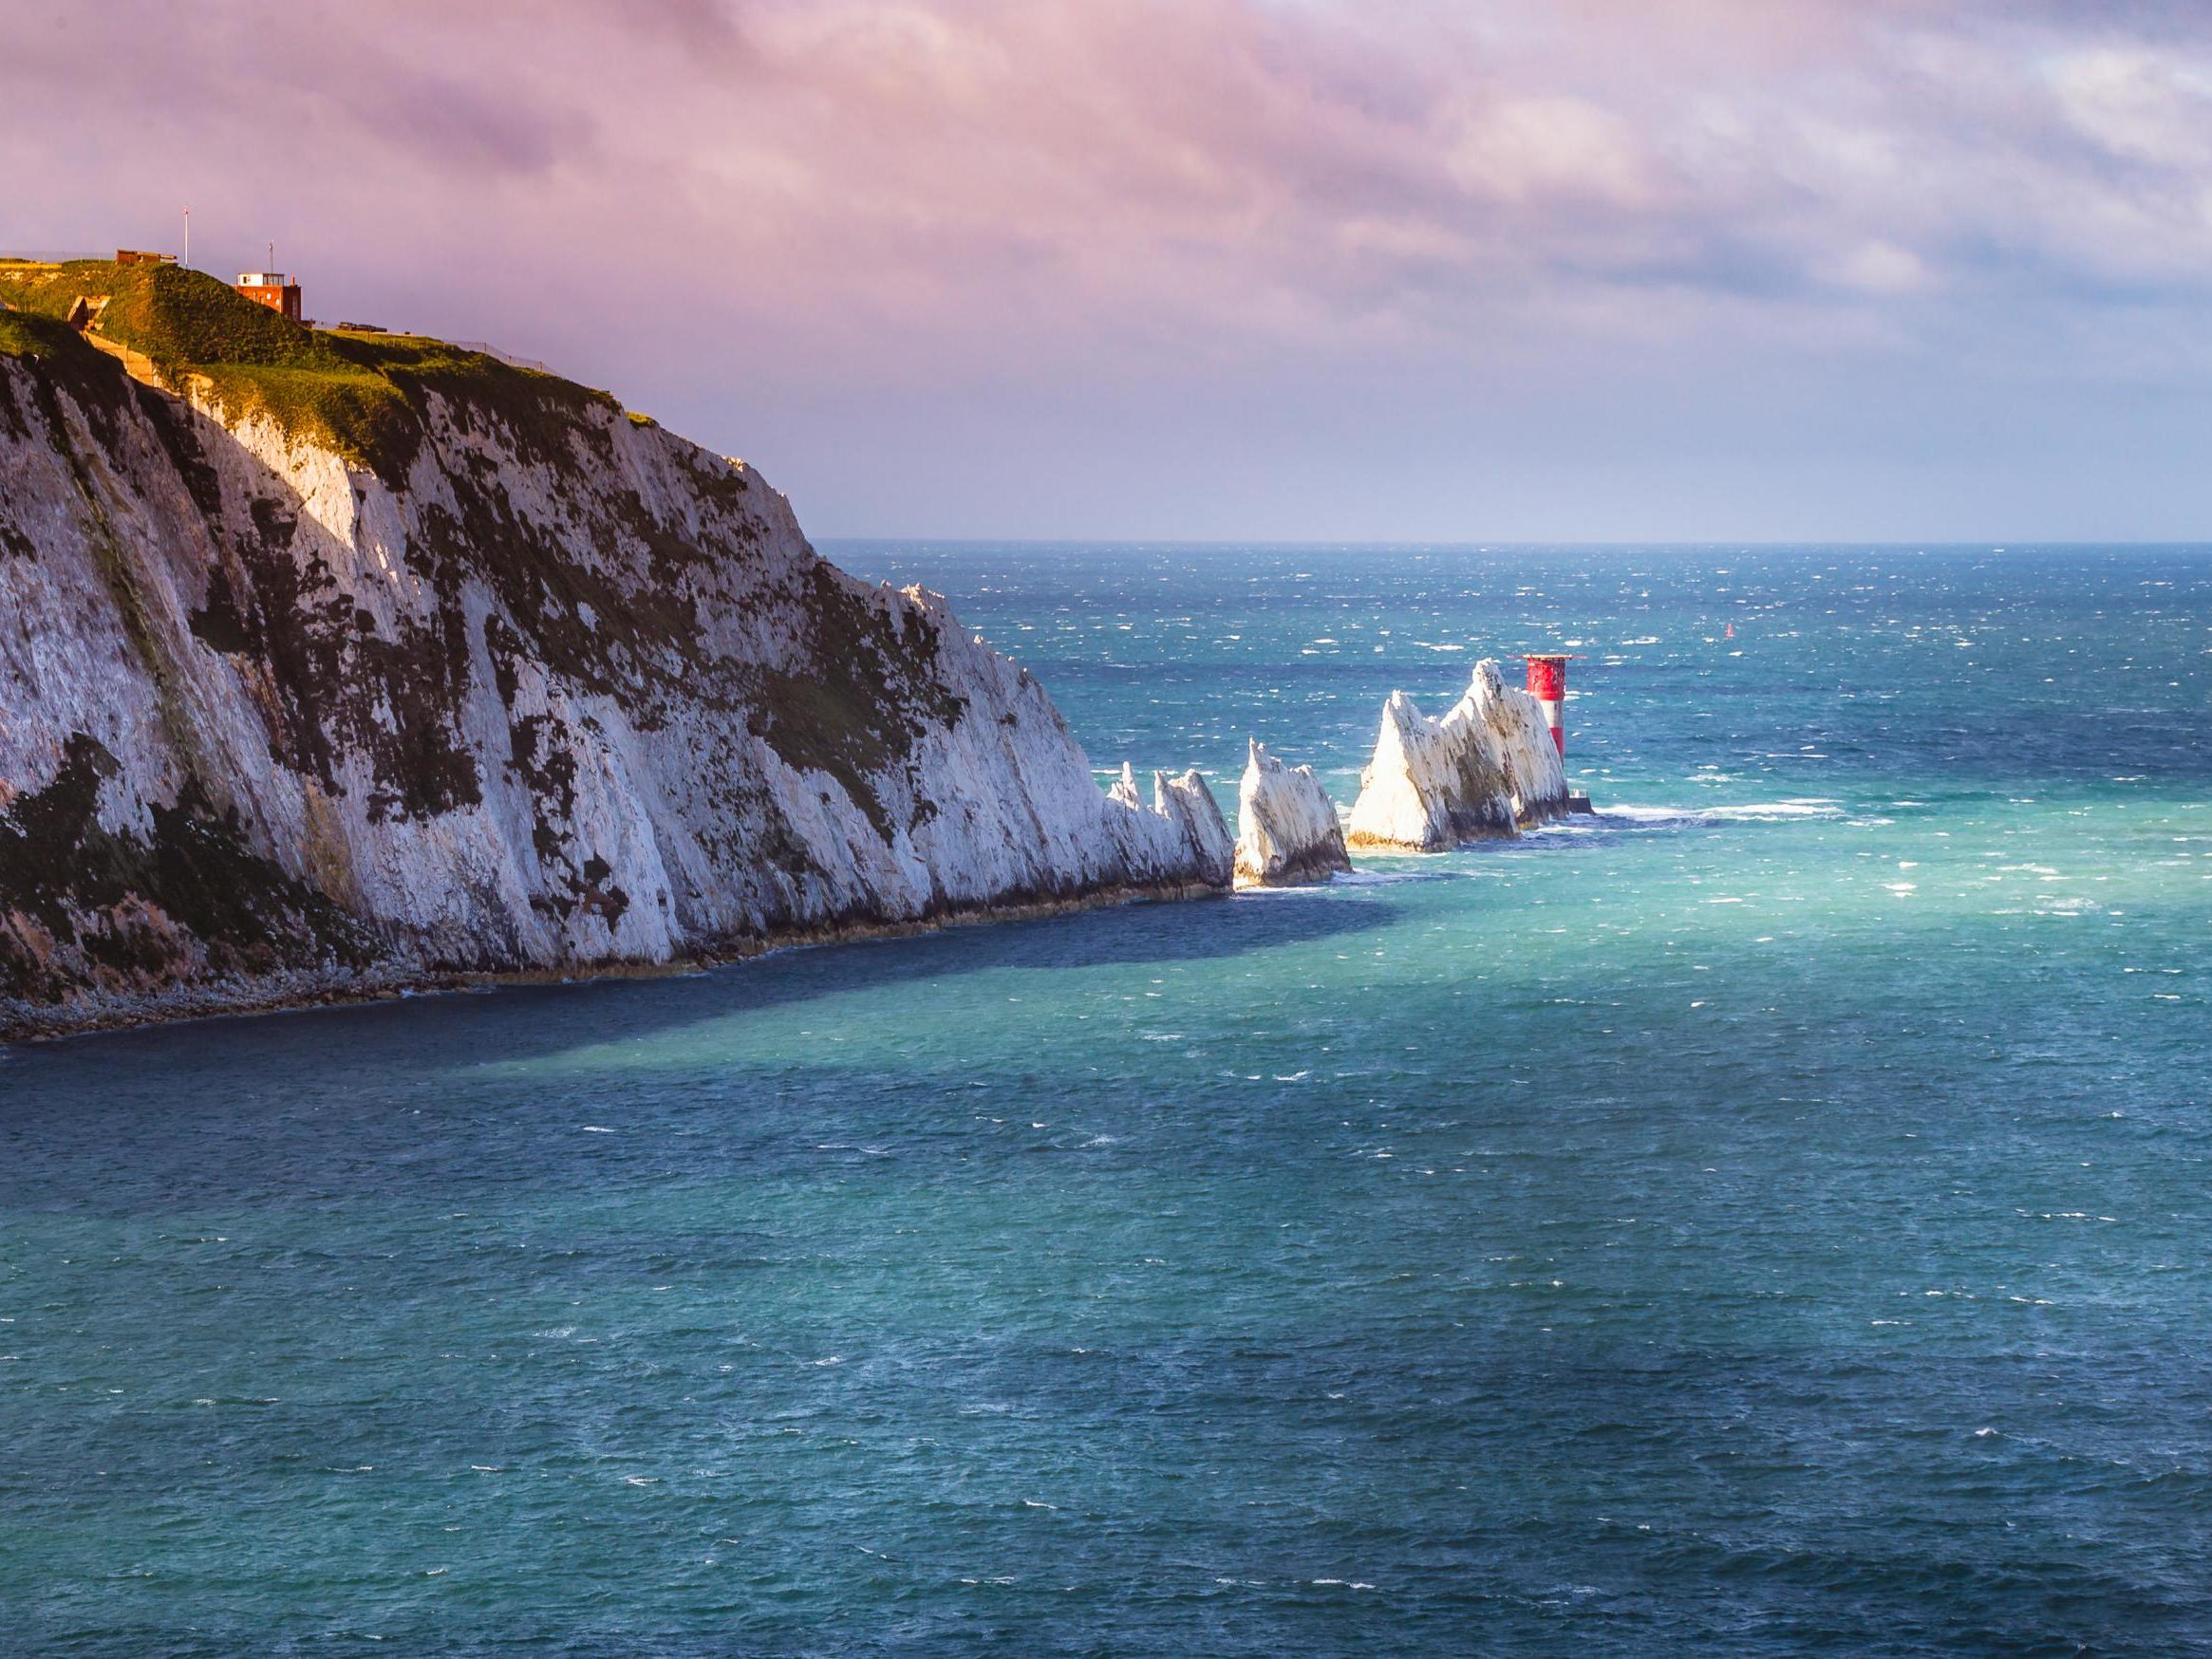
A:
1345,660,1569,851
1232,739,1350,888
1106,763,1234,889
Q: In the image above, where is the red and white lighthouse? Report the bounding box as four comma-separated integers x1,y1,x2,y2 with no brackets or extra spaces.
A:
1525,654,1571,756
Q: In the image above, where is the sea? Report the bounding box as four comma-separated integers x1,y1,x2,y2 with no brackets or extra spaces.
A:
4,543,2209,1656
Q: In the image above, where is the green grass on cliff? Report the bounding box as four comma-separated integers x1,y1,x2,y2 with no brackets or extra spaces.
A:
0,307,84,359
0,260,616,477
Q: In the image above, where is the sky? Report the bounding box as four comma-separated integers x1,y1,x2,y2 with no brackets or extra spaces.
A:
7,0,2212,541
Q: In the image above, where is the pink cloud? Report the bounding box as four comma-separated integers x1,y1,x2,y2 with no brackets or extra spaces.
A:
10,2,2211,346
7,0,2212,536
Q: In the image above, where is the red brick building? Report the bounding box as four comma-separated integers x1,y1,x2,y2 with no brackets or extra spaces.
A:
234,271,302,323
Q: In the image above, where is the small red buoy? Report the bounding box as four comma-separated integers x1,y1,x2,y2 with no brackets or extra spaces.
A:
1725,623,1734,639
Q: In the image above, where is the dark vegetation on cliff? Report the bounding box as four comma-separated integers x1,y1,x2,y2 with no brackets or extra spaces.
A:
0,735,374,1007
0,306,75,359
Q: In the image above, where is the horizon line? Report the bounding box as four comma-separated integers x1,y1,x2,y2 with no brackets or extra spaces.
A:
814,535,2212,551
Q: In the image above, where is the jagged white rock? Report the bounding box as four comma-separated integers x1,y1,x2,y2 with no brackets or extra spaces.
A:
1233,739,1350,888
1344,661,1569,851
1105,762,1234,890
0,344,1231,1036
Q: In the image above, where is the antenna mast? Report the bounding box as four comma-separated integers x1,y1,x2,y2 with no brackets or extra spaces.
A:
182,206,190,268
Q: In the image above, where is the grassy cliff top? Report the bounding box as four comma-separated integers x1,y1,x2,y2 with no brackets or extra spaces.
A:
0,306,82,358
0,259,616,476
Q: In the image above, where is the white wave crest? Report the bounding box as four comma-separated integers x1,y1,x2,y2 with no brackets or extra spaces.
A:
1601,799,1846,827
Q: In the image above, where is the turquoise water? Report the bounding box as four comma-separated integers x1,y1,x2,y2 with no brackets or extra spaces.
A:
5,544,2210,1656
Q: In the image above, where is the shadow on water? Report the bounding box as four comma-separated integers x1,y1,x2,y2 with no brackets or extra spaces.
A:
1,885,1396,1114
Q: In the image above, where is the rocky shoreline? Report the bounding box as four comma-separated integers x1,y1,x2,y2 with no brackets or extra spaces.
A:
0,876,1230,1044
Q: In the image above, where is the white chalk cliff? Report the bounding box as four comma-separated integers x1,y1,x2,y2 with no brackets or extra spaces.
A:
1232,739,1350,888
1345,660,1570,851
0,271,1231,1037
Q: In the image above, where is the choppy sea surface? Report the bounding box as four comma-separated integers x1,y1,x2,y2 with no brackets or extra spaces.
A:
5,543,2211,1657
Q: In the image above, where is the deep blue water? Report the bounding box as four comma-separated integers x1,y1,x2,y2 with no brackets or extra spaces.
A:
5,544,2210,1656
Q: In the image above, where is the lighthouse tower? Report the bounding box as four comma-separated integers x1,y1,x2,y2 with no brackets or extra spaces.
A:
1524,654,1570,756
1527,653,1594,813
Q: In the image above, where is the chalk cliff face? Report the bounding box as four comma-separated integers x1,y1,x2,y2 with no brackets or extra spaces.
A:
0,304,1229,1038
1233,739,1350,888
1344,661,1569,851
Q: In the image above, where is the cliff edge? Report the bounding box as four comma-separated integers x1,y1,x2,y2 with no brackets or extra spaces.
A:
0,261,1228,1038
